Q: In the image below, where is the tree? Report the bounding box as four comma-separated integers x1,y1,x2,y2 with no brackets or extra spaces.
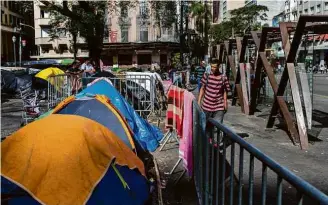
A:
189,1,212,37
209,4,268,44
40,1,137,69
209,21,233,45
230,4,268,35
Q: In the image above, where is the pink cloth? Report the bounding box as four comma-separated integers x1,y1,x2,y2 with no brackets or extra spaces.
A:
179,90,195,177
163,80,172,95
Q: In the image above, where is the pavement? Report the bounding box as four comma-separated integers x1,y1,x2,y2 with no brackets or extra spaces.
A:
153,87,328,204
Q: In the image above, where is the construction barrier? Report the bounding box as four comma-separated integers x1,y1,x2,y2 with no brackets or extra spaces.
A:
47,74,72,110
81,74,158,118
192,101,328,205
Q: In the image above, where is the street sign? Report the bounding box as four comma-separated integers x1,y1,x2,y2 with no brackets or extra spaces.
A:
22,40,26,47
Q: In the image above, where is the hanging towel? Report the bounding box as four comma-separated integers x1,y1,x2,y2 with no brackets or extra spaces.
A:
179,90,195,177
165,85,184,137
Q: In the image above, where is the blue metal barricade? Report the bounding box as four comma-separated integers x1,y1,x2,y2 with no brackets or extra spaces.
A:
192,100,328,205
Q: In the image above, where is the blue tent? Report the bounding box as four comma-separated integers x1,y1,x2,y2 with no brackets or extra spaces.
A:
2,164,149,205
77,79,163,152
53,95,136,150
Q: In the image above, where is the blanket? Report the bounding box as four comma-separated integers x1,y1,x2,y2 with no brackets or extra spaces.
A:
165,85,184,137
179,90,195,176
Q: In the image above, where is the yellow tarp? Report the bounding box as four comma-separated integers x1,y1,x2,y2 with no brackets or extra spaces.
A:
35,67,65,90
1,114,145,205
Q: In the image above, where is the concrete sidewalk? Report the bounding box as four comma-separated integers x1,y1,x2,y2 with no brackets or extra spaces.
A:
222,102,328,195
154,90,328,204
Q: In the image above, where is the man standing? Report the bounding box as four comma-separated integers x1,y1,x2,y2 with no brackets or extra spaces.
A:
195,61,206,91
197,62,231,123
79,59,96,77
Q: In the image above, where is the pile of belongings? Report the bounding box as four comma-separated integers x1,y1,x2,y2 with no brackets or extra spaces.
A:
1,77,164,205
1,69,32,96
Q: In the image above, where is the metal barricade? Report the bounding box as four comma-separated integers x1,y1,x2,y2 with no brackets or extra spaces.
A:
80,74,157,118
47,74,72,110
193,100,328,205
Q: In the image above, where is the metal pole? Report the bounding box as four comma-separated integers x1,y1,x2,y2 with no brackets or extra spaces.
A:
180,0,184,65
204,0,208,58
19,33,22,67
13,40,16,66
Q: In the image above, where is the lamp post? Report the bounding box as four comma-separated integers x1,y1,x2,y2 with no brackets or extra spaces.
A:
12,36,17,66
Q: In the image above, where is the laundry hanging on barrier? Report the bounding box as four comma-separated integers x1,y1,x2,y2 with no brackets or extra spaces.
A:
179,90,195,177
165,85,185,137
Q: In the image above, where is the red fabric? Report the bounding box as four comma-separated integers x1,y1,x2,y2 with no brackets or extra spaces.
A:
165,85,184,137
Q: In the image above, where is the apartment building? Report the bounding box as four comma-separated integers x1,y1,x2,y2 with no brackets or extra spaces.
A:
245,0,284,26
32,1,179,66
273,0,328,66
1,1,34,63
220,0,245,22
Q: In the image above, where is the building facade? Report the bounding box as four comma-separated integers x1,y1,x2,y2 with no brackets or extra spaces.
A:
31,1,179,66
245,0,284,26
273,0,328,66
1,1,34,63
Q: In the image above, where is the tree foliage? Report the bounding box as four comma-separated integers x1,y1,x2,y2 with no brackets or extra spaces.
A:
40,0,121,68
189,1,212,36
209,4,268,44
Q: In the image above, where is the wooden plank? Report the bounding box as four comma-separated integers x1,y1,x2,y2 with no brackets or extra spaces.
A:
287,63,308,149
299,71,312,129
239,63,250,114
246,63,251,98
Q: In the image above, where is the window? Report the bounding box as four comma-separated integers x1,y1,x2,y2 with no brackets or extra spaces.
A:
41,28,50,38
325,2,328,10
13,16,16,26
317,4,321,13
310,6,314,14
121,27,129,42
40,9,50,18
4,1,7,7
121,6,128,17
139,0,148,17
299,0,302,5
304,9,308,13
1,10,4,25
4,14,8,24
9,14,13,25
139,27,148,42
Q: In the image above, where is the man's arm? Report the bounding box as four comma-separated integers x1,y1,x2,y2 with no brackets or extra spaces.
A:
198,85,205,105
224,91,228,111
223,76,231,111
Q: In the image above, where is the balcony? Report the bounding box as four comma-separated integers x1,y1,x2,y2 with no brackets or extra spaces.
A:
158,34,179,43
37,18,50,26
35,37,52,45
118,16,131,26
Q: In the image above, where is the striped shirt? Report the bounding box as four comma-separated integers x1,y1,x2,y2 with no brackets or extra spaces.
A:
195,66,206,79
201,72,231,112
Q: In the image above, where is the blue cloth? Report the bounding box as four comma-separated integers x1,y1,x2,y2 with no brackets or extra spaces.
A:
77,79,163,152
197,78,202,91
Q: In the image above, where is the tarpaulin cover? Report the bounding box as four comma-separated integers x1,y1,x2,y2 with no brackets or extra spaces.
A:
1,114,149,205
35,67,65,90
52,95,136,151
1,70,32,94
78,79,163,152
